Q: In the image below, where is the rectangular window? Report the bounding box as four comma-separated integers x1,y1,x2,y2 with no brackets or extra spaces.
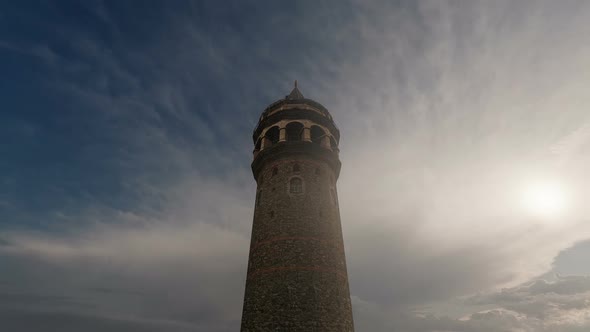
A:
290,178,303,194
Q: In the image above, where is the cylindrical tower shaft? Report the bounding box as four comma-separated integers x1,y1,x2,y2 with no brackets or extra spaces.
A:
240,84,354,331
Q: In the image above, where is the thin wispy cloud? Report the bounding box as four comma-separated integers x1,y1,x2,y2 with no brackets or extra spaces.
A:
1,1,589,331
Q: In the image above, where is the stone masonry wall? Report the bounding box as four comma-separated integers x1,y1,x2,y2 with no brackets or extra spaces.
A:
240,157,354,331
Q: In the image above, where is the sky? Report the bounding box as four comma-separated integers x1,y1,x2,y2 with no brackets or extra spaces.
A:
1,0,590,331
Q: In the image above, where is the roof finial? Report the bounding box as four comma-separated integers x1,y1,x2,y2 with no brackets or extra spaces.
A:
287,80,304,100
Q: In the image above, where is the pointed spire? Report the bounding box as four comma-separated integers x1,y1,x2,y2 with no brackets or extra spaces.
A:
287,80,304,100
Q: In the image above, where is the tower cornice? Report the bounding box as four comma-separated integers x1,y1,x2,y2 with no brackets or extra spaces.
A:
260,98,333,121
251,141,341,180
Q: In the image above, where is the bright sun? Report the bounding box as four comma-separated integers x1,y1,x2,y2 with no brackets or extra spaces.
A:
521,179,570,220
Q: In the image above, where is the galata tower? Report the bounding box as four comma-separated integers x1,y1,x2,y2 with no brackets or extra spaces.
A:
240,82,354,331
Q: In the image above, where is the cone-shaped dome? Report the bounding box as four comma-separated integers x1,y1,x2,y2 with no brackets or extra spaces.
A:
259,81,332,120
253,81,339,144
286,80,304,100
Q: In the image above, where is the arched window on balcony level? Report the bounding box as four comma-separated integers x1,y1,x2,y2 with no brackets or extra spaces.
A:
286,122,304,141
310,125,325,145
265,126,280,147
330,136,338,151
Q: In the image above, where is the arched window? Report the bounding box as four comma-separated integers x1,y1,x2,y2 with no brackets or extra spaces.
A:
330,136,338,151
293,163,300,172
290,178,303,194
272,167,278,177
286,122,304,141
265,126,280,147
310,126,325,145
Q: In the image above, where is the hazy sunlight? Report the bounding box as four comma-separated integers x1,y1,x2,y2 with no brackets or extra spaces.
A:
521,179,570,220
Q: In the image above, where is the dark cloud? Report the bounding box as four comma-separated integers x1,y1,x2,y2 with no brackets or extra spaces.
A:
554,240,590,276
355,275,590,331
0,248,246,331
466,275,590,316
0,309,203,332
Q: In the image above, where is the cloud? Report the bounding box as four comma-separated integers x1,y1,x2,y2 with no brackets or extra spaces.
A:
0,212,250,330
353,275,590,332
0,309,204,332
0,40,60,64
331,0,590,305
2,1,590,331
465,276,590,329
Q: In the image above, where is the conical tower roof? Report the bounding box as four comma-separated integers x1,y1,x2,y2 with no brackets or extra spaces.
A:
254,80,338,144
286,80,304,100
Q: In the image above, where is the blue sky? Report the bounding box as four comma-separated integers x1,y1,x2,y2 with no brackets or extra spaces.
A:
1,1,590,331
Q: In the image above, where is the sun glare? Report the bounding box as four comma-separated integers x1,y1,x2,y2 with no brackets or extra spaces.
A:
521,179,570,220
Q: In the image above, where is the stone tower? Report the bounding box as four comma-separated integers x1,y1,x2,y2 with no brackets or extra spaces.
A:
240,82,354,331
